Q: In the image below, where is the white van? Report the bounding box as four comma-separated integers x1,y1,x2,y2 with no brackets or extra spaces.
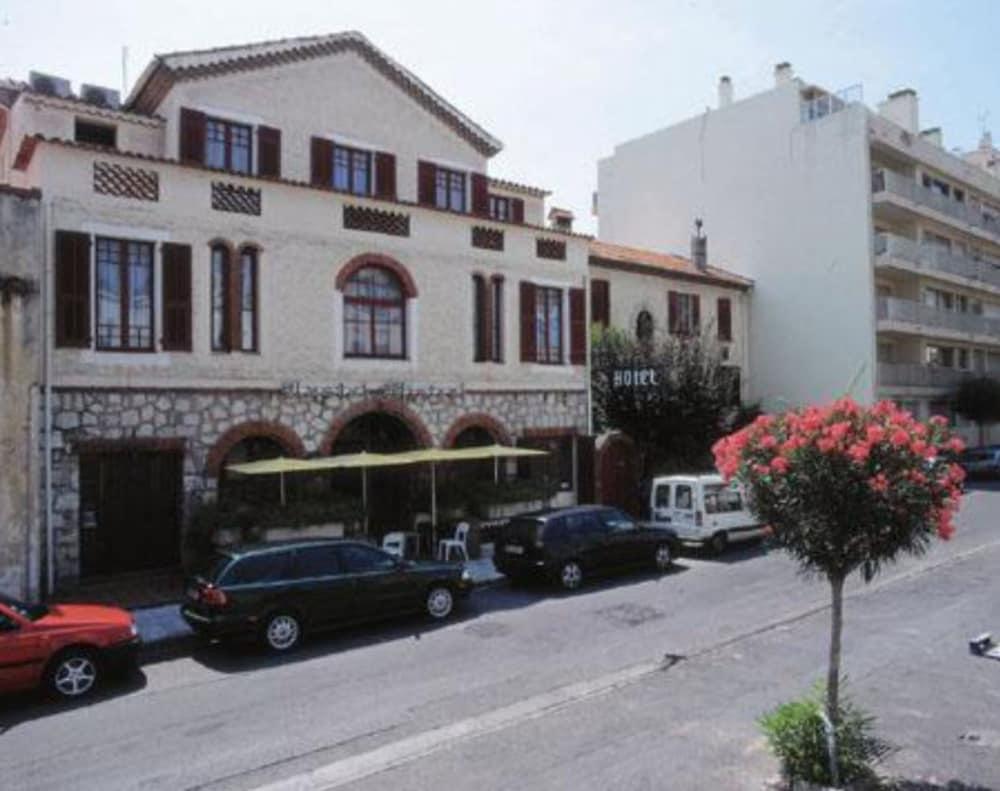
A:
646,474,764,554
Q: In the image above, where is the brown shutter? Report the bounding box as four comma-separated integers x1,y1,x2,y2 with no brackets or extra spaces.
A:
228,251,242,352
591,279,610,328
717,297,732,341
471,173,490,217
161,243,192,351
54,230,91,347
668,290,679,335
692,294,701,335
569,287,586,365
491,275,504,362
179,107,206,163
511,198,525,224
257,126,281,178
375,151,397,200
472,274,487,362
519,281,536,362
418,160,436,206
310,137,333,186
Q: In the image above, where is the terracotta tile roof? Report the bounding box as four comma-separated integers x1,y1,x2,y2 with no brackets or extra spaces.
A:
487,176,550,197
126,32,503,157
589,240,752,290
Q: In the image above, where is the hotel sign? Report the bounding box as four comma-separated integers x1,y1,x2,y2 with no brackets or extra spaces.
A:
610,367,660,389
281,381,466,401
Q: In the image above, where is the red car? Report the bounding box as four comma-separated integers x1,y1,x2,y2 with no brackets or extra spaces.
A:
0,593,140,699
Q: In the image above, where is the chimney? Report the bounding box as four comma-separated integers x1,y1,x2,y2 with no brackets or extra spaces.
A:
774,62,793,87
718,75,733,108
691,219,707,271
877,89,919,134
920,127,942,148
548,207,575,232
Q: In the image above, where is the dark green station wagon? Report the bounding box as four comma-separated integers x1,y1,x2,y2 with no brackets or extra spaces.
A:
181,539,472,652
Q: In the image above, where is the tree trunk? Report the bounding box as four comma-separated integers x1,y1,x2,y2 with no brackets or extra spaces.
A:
827,574,845,724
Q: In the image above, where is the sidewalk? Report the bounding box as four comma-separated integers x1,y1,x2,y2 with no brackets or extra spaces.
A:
134,554,505,662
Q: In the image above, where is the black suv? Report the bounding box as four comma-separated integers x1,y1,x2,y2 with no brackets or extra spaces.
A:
494,505,678,590
181,539,472,652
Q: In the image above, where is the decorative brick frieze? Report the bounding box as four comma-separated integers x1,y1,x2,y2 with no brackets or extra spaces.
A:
471,226,504,251
536,238,567,261
211,181,262,215
343,204,410,237
93,161,160,201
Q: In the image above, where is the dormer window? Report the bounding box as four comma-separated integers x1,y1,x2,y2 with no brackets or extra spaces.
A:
332,143,372,195
205,117,251,174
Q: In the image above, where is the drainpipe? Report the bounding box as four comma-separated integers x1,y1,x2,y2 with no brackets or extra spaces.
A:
42,200,54,597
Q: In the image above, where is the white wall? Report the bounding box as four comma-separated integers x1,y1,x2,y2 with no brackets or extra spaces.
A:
597,83,876,410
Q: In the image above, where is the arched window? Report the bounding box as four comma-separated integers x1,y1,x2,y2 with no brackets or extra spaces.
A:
636,310,654,343
344,266,406,358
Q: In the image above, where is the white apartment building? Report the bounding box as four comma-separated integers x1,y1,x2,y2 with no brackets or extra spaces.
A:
597,63,1000,442
0,32,591,592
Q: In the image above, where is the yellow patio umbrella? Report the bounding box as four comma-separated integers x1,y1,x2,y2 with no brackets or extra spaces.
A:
226,456,324,506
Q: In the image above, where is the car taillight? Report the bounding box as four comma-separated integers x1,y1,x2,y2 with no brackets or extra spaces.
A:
695,511,703,527
201,585,228,607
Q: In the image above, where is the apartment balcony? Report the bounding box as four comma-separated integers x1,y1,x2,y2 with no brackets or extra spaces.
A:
874,233,1000,292
871,169,1000,243
877,362,977,389
876,296,1000,343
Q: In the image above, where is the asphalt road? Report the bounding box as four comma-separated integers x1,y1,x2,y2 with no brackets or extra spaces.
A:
3,486,1000,791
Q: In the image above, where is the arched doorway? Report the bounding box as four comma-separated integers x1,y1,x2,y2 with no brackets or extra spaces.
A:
596,431,641,517
451,425,497,483
218,436,287,505
329,412,422,535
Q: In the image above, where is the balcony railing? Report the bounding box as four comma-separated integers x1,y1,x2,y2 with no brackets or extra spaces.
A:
877,363,980,389
872,169,1000,239
876,296,1000,338
874,233,1000,290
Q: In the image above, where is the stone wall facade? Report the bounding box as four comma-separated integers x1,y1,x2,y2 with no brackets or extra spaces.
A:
48,385,587,584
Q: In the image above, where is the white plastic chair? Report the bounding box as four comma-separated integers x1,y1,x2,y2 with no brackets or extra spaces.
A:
382,532,407,558
437,522,470,563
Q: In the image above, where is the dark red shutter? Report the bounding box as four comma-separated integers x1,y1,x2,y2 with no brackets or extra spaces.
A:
511,198,525,224
228,251,242,352
519,281,536,362
161,243,192,351
717,297,732,341
472,274,487,362
54,230,91,347
591,279,610,328
179,107,205,163
310,137,333,186
491,275,504,362
569,287,586,365
418,161,436,206
257,126,281,178
471,174,490,217
692,294,701,335
668,291,679,335
375,152,397,200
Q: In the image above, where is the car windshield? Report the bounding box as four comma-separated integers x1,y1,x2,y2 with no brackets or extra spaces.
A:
0,594,48,621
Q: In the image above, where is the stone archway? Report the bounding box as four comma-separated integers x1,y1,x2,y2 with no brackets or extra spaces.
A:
206,420,305,478
318,398,432,456
441,413,512,448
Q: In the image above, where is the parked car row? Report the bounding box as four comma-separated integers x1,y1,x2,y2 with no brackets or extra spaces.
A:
958,445,1000,479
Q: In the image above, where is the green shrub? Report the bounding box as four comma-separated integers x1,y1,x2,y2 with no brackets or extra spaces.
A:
759,687,886,787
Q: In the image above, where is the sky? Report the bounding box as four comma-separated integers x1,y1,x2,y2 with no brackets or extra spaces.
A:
1,0,998,234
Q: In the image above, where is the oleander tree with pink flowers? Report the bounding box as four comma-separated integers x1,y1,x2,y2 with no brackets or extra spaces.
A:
712,398,965,755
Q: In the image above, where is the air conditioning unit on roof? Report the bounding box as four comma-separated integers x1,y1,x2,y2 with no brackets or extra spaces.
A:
80,84,121,110
29,71,73,99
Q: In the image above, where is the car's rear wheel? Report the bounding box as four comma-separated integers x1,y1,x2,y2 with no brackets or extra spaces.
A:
262,611,302,652
558,560,584,591
426,586,455,620
46,648,99,699
654,543,673,571
709,531,728,555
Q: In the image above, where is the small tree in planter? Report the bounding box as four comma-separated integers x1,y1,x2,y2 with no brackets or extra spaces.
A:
712,398,965,786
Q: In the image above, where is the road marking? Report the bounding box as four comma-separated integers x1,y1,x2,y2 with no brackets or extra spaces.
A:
252,659,668,791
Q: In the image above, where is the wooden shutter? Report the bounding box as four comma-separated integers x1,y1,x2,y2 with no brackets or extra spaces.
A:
375,152,397,200
717,297,732,341
471,173,490,217
161,243,192,351
591,279,610,328
54,230,91,347
519,281,536,362
511,198,525,224
310,137,333,186
228,251,243,351
257,126,281,178
668,291,679,335
491,275,504,362
418,161,436,206
472,274,487,362
569,287,586,365
692,294,701,334
179,107,205,163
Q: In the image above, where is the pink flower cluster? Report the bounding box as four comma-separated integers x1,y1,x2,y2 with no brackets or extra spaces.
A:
712,398,965,540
